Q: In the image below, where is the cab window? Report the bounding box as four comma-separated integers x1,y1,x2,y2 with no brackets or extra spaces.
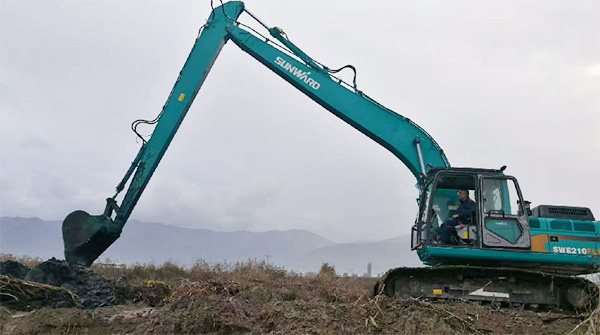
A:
481,177,525,245
430,174,476,224
482,178,522,216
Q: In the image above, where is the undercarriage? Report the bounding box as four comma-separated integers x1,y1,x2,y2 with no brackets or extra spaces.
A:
374,266,599,312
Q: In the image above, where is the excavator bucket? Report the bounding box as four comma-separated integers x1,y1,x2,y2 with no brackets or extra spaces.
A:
62,210,122,267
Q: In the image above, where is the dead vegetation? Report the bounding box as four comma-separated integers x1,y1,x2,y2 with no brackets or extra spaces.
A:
0,275,79,310
569,290,600,335
0,254,43,269
1,255,598,334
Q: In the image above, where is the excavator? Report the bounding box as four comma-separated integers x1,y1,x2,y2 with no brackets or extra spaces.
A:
61,1,599,311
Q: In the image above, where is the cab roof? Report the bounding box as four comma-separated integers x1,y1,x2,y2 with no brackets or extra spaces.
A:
427,167,504,175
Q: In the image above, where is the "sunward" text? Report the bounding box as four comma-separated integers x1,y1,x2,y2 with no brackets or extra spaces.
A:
274,57,321,90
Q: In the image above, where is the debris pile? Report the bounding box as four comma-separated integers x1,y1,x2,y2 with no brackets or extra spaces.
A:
0,275,79,310
1,257,115,310
24,258,115,309
130,280,173,307
0,260,30,279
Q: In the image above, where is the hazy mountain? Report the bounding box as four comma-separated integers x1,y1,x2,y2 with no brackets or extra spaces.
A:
0,217,418,274
298,235,421,276
0,217,64,259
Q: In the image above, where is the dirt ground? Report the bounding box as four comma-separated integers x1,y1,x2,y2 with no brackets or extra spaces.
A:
1,257,598,335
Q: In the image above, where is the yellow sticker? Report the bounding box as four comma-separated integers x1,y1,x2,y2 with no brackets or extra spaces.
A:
178,93,185,101
464,232,469,239
433,289,442,295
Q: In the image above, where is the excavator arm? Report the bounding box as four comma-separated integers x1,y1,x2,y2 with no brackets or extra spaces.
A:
62,1,449,266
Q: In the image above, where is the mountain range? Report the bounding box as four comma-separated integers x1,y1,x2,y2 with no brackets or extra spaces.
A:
0,216,421,275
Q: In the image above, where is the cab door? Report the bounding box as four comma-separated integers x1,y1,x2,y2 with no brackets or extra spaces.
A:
479,176,531,249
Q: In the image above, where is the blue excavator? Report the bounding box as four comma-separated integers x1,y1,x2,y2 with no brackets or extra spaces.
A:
62,2,599,310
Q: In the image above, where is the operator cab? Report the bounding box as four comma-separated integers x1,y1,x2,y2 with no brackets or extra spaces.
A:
411,167,532,251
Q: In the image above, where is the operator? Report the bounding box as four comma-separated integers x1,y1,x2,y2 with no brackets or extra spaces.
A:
440,189,475,244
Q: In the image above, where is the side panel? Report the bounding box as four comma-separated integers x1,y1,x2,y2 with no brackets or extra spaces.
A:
547,219,600,258
529,217,551,252
530,217,600,258
421,246,598,267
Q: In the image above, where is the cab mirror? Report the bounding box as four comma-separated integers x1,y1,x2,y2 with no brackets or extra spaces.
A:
524,200,532,216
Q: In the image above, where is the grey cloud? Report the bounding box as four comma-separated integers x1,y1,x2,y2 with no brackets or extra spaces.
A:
20,135,54,151
1,0,598,243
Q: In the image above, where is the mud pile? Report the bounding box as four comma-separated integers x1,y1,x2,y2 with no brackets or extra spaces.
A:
0,260,30,279
24,258,115,309
0,275,79,310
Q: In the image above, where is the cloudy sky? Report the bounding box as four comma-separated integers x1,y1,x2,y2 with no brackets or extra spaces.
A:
1,0,598,243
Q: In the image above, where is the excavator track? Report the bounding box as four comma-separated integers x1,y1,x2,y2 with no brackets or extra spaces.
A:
374,266,598,312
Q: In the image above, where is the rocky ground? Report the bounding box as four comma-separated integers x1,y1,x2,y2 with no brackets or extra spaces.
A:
0,256,598,335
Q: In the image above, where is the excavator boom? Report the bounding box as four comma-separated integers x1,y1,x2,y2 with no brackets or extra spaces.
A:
62,1,449,266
